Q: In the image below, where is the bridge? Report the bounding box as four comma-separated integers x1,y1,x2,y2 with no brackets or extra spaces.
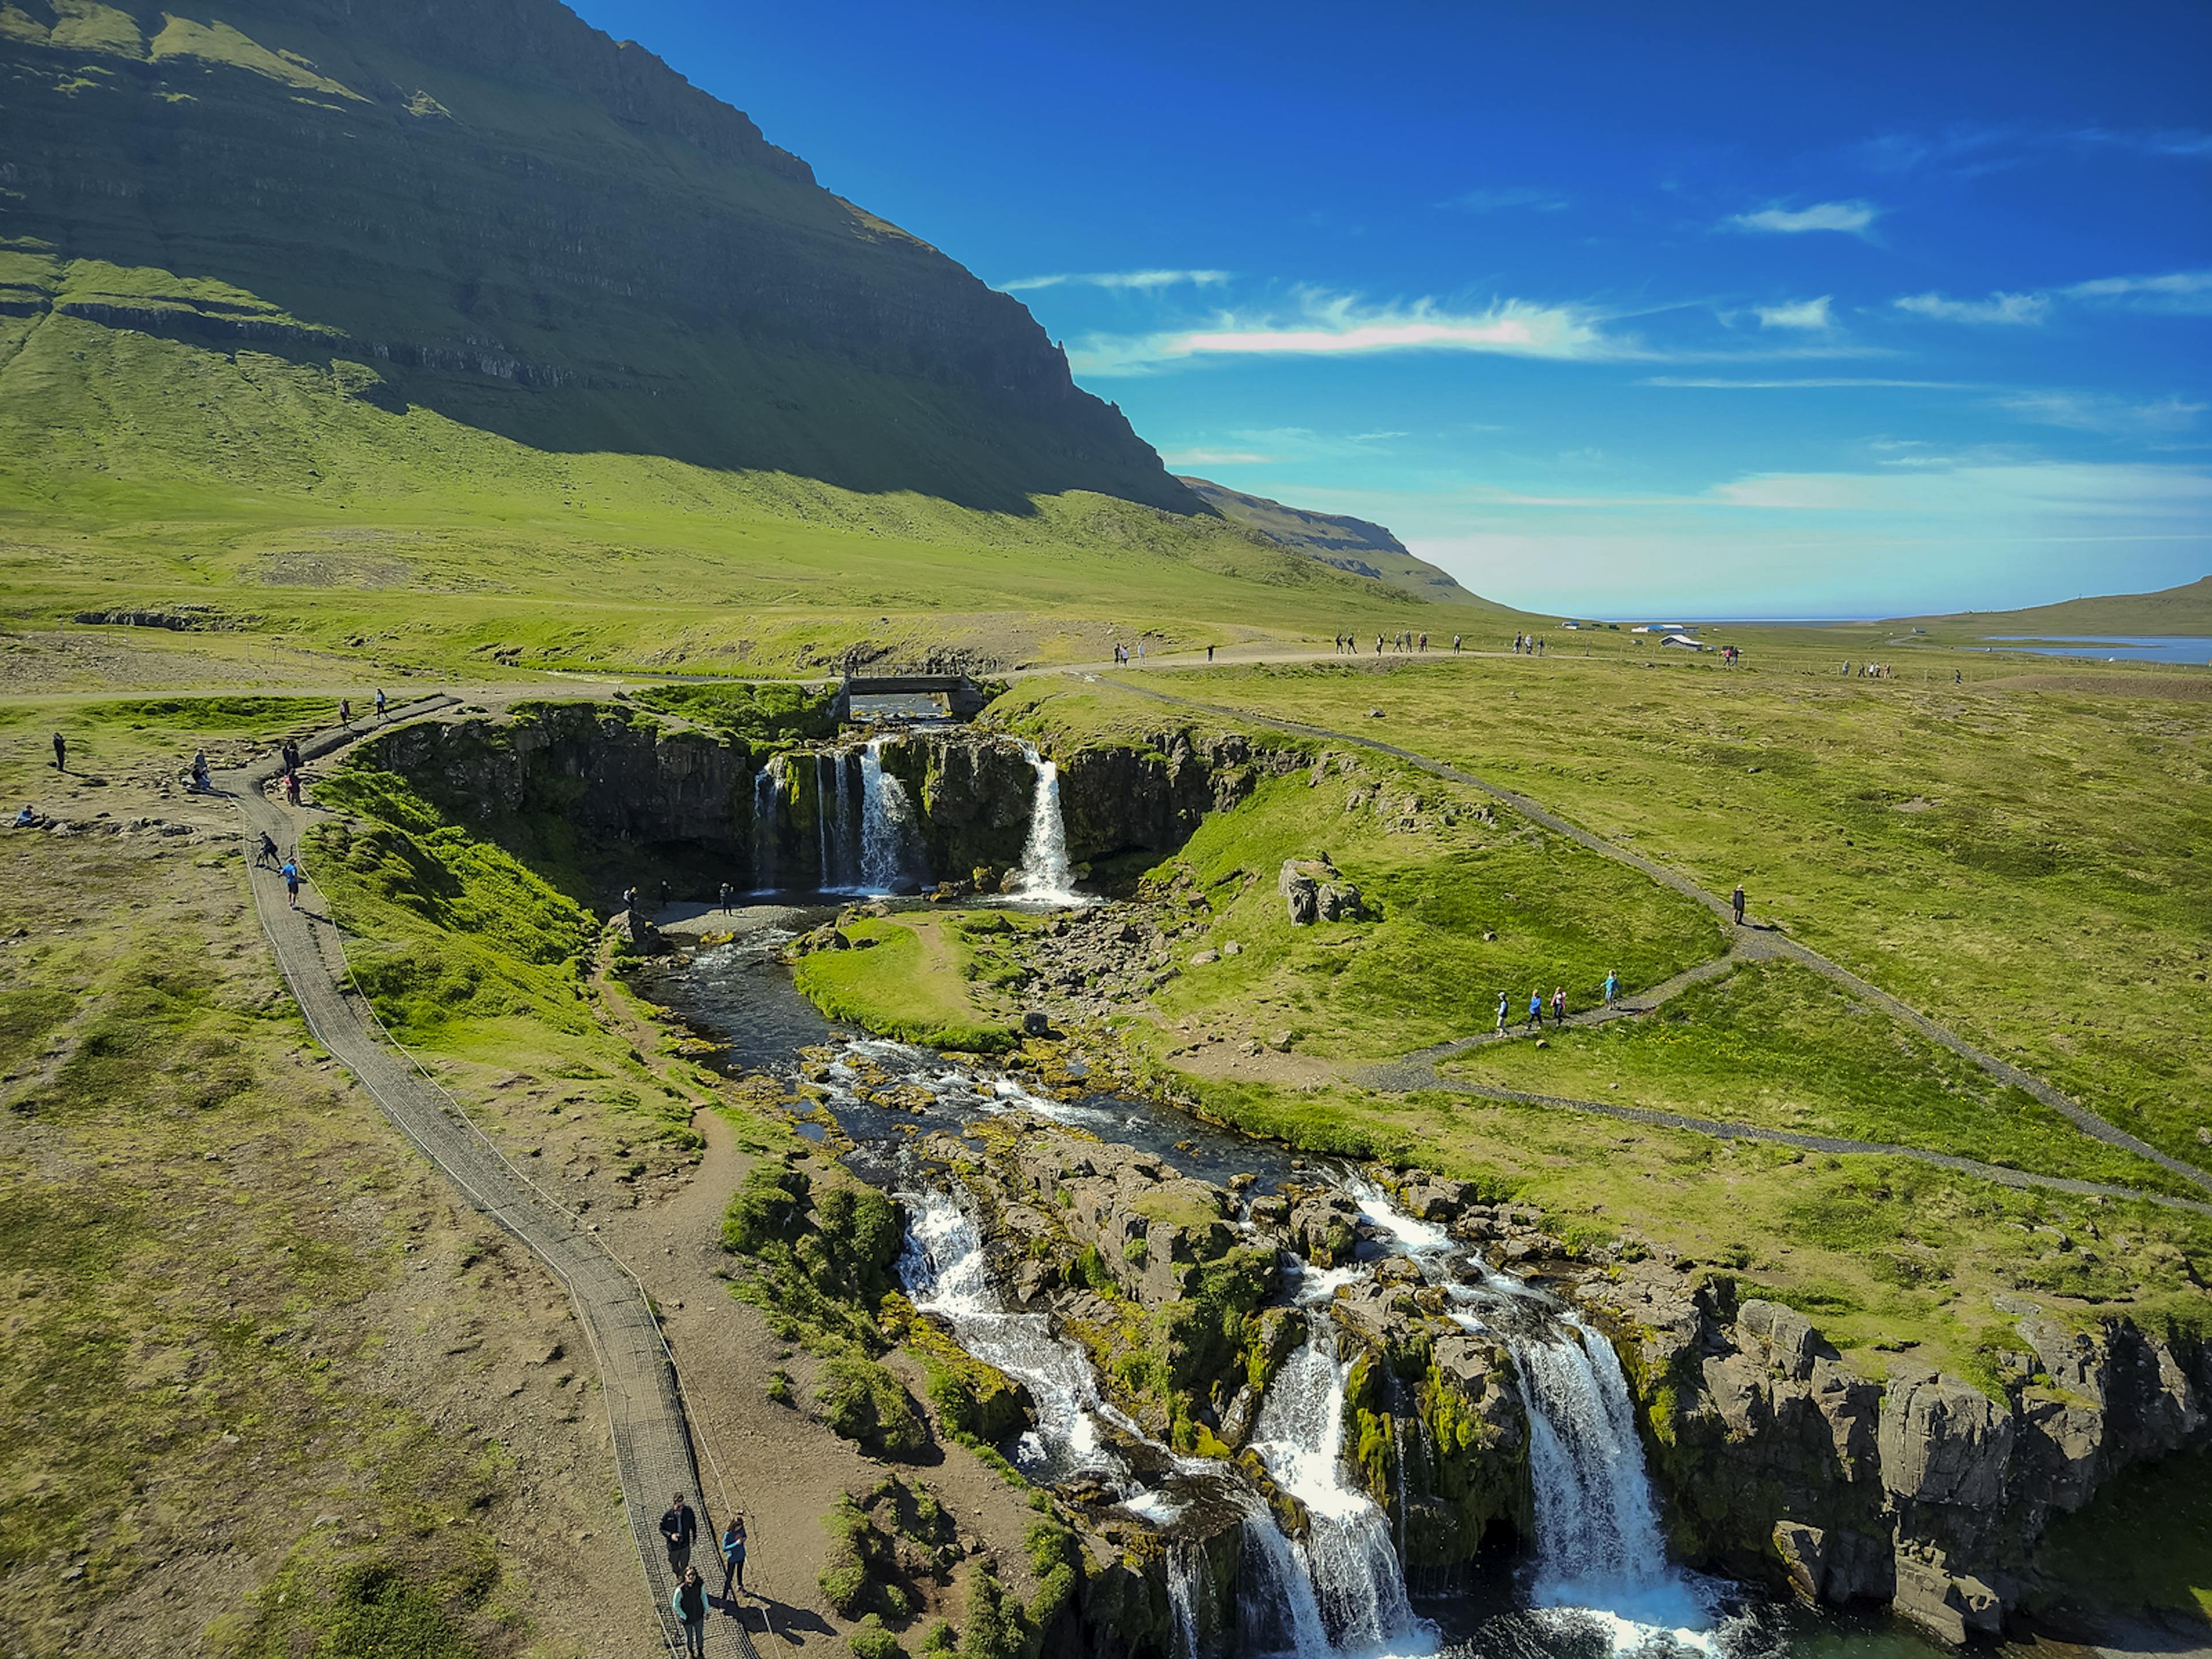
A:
835,673,988,723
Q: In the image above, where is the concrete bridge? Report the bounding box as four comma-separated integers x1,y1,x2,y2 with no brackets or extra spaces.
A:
836,673,988,722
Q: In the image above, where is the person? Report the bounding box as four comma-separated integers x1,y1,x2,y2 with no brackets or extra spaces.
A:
1494,992,1508,1034
339,699,351,727
622,885,638,915
660,1492,698,1574
718,881,733,914
1954,669,1961,686
719,1515,747,1601
658,878,670,911
374,688,388,719
14,804,34,827
1453,634,1461,652
1525,990,1543,1032
672,1565,707,1655
1375,635,1383,656
1604,969,1619,1007
282,738,301,774
1731,884,1747,926
1206,643,1215,662
256,830,279,869
191,749,211,792
283,770,302,806
51,732,65,772
1551,986,1566,1025
280,857,302,910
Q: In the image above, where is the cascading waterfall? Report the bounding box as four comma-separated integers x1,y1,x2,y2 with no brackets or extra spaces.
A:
1246,1315,1421,1651
1012,740,1081,902
859,739,923,893
1513,1315,1715,1648
1166,1543,1209,1659
751,762,781,892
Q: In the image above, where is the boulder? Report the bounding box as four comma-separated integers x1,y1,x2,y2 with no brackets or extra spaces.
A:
1878,1368,2013,1509
1891,1550,2001,1644
1772,1521,1827,1601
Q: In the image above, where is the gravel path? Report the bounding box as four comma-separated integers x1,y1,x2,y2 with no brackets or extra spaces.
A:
223,702,761,1658
1106,677,2212,1200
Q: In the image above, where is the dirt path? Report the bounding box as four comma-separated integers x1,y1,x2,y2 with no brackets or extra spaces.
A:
1105,677,2212,1200
222,699,760,1658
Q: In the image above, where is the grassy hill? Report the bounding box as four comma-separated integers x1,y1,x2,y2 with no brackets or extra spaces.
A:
1908,574,2212,637
1176,476,1501,610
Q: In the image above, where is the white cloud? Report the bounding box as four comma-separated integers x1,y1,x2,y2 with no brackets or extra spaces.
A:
1442,185,1571,214
1067,291,1630,375
999,269,1230,293
1893,290,2051,325
1703,461,2212,515
2061,268,2212,315
1641,377,1974,389
1163,449,1274,467
1994,391,2206,435
1727,200,1879,236
2063,126,2212,160
1752,297,1834,330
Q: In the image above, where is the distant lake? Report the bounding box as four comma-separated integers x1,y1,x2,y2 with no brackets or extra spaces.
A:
1982,634,2212,665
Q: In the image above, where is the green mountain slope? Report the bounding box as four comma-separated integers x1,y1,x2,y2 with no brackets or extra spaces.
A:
0,0,1192,514
1176,476,1499,609
1909,575,2212,638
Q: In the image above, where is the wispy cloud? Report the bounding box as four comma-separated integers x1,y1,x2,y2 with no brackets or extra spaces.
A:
1163,449,1274,467
1994,391,2207,435
1641,377,1975,389
1067,290,1631,375
1702,461,2212,516
1894,290,2050,325
1752,297,1834,330
1726,200,1880,236
1441,185,1571,214
999,268,1230,293
2062,267,2212,314
1856,123,2212,175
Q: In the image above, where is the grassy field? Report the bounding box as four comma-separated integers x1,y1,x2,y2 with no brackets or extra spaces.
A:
1050,657,2212,1173
794,913,1017,1052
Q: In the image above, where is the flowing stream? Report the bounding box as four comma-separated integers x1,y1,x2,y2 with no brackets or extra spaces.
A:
1011,741,1082,902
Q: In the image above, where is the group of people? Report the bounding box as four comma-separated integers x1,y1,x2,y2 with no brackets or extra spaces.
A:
1844,661,1895,679
659,1491,748,1652
1495,970,1621,1033
1110,641,1147,665
1513,632,1546,656
1335,631,1458,655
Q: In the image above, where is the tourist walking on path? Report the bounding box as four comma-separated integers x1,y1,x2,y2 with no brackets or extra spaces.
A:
256,830,280,870
283,770,302,806
1453,634,1461,652
374,688,388,719
1551,986,1566,1025
280,857,302,910
719,1515,747,1601
660,1492,698,1575
1604,969,1619,1007
51,732,65,771
282,737,301,775
1732,883,1747,926
339,699,351,728
1495,992,1508,1033
672,1566,707,1656
1206,643,1215,662
1524,990,1544,1032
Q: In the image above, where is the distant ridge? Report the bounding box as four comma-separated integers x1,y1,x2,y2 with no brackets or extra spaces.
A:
1176,477,1503,609
1908,574,2212,637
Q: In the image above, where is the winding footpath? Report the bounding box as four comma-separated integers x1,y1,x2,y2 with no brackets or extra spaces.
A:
222,702,761,1659
1104,676,2212,1208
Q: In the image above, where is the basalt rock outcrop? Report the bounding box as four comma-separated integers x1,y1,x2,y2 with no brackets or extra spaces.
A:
1055,730,1303,865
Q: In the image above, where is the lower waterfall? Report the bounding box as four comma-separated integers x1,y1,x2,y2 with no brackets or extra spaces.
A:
859,739,923,893
1012,741,1081,902
750,763,781,892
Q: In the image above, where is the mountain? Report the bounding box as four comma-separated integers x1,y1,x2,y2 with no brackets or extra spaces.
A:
1910,574,2212,637
1176,477,1498,608
0,0,1196,515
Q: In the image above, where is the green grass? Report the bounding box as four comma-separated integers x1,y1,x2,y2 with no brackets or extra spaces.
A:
0,693,335,798
2033,1444,2212,1624
793,915,1016,1052
1444,959,2192,1194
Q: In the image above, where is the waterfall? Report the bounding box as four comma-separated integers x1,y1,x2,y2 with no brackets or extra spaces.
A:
814,751,839,891
1513,1316,1714,1647
1166,1543,1208,1659
1012,741,1081,902
751,762,781,893
1246,1316,1420,1650
859,739,923,893
895,1187,1123,1481
1235,1505,1334,1657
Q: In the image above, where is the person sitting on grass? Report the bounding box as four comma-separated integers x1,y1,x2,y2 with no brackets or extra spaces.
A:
14,804,35,828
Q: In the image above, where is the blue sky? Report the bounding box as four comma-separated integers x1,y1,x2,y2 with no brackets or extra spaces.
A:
571,0,2210,616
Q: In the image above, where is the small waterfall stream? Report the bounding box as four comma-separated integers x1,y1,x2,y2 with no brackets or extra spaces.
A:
858,739,922,893
1012,741,1081,902
751,762,782,892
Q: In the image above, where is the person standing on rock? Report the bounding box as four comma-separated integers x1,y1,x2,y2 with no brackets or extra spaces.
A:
1525,990,1544,1032
718,881,733,914
51,732,65,772
1604,969,1619,1007
660,1492,697,1575
622,885,638,916
280,857,302,910
718,1514,747,1603
1732,883,1747,926
672,1565,707,1655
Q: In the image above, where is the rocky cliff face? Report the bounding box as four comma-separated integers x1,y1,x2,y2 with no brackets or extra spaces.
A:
1575,1260,2209,1642
0,0,1196,512
1055,729,1302,865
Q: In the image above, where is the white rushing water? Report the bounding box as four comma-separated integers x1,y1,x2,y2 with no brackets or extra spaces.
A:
750,762,781,892
859,738,922,893
1246,1315,1427,1654
1011,740,1084,903
1514,1316,1718,1654
895,1185,1124,1480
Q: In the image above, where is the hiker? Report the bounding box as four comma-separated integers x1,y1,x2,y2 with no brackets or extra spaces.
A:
280,857,302,910
14,804,35,828
1732,884,1747,926
1419,632,1427,652
1494,992,1508,1034
1453,634,1461,652
719,1514,747,1601
1954,669,1961,686
339,699,351,728
1525,990,1543,1032
1206,643,1215,662
1137,641,1146,665
51,732,65,772
282,738,301,774
718,881,733,914
660,1492,698,1574
374,688,388,719
672,1565,707,1656
1375,635,1384,656
283,770,302,805
255,830,280,869
1552,986,1566,1025
1604,969,1619,1007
